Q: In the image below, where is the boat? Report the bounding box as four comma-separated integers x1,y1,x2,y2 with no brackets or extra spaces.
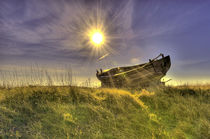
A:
96,53,171,88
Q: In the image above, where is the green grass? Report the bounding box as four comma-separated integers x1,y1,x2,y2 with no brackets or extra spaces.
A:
0,86,209,138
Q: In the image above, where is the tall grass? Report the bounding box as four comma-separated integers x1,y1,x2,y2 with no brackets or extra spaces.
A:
0,65,72,87
0,65,100,88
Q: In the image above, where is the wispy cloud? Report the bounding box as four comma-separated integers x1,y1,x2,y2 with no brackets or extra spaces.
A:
0,0,135,64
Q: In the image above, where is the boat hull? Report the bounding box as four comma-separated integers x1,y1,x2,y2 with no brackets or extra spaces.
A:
96,55,171,88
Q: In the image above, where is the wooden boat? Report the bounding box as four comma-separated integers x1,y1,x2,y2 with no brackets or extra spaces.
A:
96,54,171,88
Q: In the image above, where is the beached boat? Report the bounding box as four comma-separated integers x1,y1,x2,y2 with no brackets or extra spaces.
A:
96,54,171,88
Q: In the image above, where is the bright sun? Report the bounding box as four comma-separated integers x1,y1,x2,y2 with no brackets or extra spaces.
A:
91,32,103,45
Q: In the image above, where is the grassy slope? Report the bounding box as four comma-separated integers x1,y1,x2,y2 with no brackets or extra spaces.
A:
0,86,209,139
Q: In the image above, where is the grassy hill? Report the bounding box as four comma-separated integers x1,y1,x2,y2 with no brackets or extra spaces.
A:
0,86,209,138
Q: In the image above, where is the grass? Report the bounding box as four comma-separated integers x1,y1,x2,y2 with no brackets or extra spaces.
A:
0,86,209,138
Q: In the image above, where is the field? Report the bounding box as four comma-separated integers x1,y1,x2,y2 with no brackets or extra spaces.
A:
0,86,209,138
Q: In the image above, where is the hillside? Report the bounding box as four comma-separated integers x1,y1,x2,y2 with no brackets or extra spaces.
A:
0,86,209,138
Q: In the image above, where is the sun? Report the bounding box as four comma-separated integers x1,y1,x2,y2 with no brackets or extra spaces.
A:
91,31,104,46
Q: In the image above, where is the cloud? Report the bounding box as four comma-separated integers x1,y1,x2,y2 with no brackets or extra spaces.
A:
0,0,135,65
130,57,140,64
179,60,210,71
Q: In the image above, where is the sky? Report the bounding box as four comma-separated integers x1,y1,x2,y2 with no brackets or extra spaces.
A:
0,0,210,85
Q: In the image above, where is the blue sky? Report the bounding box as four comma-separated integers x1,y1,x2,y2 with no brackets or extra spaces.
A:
0,0,210,84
